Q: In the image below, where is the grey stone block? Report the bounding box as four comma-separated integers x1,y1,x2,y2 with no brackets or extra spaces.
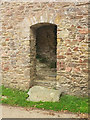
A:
27,86,62,102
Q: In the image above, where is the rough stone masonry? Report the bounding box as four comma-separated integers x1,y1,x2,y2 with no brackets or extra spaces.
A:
0,0,89,96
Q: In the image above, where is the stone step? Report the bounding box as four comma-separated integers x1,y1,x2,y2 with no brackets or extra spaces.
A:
36,60,57,88
36,67,57,70
36,76,56,80
34,81,57,89
36,70,56,74
37,70,56,73
35,78,56,82
37,74,56,77
36,69,51,72
36,74,57,77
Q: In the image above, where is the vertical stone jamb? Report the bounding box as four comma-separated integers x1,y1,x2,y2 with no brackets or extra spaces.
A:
56,26,61,89
30,27,36,87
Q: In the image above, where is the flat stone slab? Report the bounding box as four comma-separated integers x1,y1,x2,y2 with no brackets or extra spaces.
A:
27,86,62,102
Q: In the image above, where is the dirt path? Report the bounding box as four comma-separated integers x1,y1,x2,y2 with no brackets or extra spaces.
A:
1,105,88,118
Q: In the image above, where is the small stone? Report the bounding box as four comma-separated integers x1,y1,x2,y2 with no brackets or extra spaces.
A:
4,67,9,71
6,11,12,16
7,26,13,29
66,52,72,55
83,69,89,73
2,42,6,46
73,47,78,51
6,38,9,41
73,67,81,73
79,59,83,63
76,15,83,19
57,55,66,59
77,26,82,28
65,67,72,72
18,6,24,10
83,59,88,63
79,29,88,34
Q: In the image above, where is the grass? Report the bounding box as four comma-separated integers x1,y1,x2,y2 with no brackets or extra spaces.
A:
0,85,89,114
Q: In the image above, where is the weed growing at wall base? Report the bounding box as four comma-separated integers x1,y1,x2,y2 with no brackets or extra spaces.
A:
0,85,89,114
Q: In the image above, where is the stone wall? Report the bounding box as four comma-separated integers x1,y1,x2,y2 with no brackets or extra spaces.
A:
0,1,89,96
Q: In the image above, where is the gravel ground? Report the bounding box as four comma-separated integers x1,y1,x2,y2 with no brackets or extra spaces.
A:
1,105,88,119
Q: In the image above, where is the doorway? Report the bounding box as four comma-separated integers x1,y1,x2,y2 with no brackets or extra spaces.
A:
30,23,57,88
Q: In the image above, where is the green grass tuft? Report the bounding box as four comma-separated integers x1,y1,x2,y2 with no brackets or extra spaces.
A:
0,85,89,113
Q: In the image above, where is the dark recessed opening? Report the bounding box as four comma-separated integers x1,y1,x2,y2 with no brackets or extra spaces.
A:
35,24,57,87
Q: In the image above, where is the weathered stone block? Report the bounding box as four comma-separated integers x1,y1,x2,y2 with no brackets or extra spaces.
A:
27,86,62,102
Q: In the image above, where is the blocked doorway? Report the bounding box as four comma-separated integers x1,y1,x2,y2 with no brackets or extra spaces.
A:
30,23,57,88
